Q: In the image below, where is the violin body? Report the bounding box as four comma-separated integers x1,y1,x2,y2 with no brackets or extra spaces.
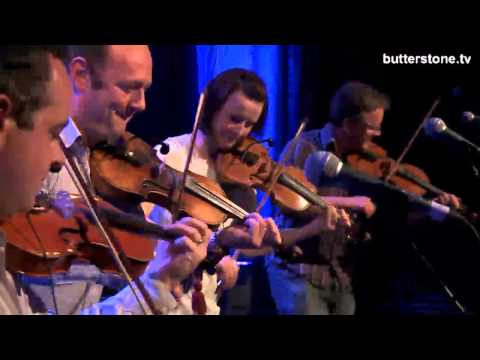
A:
90,132,236,226
2,197,155,278
216,137,319,214
346,141,431,197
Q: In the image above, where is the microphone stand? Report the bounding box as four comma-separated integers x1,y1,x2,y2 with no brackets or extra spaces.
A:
465,147,480,180
409,240,469,314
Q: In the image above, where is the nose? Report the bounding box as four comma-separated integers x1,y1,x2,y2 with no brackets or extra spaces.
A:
236,122,251,139
130,89,146,113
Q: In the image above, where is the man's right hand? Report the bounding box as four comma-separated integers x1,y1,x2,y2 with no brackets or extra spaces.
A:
149,217,211,289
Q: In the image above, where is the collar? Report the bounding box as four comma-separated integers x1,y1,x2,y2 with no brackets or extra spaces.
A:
60,117,83,149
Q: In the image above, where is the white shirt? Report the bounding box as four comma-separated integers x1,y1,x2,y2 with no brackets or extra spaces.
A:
146,131,224,315
12,118,180,315
0,231,33,315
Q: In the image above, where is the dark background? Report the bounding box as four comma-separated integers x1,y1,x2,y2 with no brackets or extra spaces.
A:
131,46,480,207
129,46,480,314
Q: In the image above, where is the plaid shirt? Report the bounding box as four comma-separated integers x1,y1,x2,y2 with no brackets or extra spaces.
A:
274,123,359,291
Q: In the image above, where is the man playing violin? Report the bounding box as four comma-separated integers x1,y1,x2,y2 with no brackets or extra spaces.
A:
17,46,282,315
0,46,219,315
268,81,462,315
0,46,72,314
17,44,159,314
147,68,354,314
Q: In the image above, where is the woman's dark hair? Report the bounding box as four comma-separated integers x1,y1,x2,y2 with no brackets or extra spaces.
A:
329,81,390,126
200,68,268,134
0,46,68,129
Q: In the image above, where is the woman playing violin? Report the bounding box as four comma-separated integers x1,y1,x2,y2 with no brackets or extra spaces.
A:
147,68,354,314
16,46,281,316
11,45,234,316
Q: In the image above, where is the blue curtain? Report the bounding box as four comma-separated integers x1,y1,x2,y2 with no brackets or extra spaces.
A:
196,45,303,217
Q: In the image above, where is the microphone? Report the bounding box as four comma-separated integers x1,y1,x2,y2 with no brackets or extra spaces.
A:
424,117,480,153
305,150,385,187
462,111,480,124
306,151,464,222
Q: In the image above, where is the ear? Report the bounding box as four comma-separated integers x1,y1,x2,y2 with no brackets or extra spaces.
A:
69,56,92,93
0,94,13,131
0,94,14,149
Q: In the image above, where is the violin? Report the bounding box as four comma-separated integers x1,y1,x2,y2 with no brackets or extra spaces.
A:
1,192,178,279
89,132,289,271
89,132,252,227
345,141,480,229
346,141,446,197
215,136,337,216
215,136,368,266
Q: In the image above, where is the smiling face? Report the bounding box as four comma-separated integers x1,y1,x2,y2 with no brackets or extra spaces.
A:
72,45,152,147
209,90,265,151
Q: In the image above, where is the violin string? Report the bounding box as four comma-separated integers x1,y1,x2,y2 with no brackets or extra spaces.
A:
192,182,249,218
142,172,248,220
279,172,327,208
256,118,309,213
172,93,206,222
185,179,247,219
195,184,248,219
186,180,248,220
395,167,444,196
385,97,441,183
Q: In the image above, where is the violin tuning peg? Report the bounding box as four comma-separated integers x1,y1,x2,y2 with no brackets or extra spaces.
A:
158,142,170,155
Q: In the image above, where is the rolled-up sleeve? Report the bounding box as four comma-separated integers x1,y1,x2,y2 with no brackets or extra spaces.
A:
81,270,179,315
81,207,179,315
